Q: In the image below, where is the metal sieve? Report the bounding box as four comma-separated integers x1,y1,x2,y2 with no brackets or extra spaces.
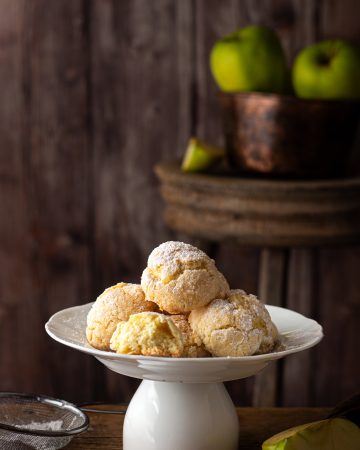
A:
0,393,89,450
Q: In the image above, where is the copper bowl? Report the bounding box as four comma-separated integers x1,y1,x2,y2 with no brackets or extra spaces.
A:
219,92,360,178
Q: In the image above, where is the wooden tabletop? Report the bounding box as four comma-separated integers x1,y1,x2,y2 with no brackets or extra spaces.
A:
67,405,330,449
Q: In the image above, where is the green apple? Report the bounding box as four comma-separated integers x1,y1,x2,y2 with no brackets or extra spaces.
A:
210,25,288,94
292,40,360,99
262,418,360,450
181,138,224,173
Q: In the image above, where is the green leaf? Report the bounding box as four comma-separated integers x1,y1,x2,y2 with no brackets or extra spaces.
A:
263,418,360,450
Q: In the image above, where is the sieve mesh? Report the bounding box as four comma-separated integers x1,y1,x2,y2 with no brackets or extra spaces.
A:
0,393,88,450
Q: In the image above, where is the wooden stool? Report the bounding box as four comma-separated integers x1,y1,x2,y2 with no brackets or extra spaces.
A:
155,162,360,406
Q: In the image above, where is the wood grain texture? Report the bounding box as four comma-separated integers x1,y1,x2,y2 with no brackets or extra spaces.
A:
321,0,360,43
66,405,330,450
282,249,318,406
253,249,289,407
320,0,360,172
0,0,359,408
0,0,97,402
0,0,35,393
21,0,97,401
156,162,360,247
314,247,360,406
90,0,193,401
314,0,360,407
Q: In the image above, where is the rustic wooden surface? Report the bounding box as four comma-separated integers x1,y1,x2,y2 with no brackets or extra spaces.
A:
67,405,330,450
156,162,360,247
0,0,359,408
253,249,289,407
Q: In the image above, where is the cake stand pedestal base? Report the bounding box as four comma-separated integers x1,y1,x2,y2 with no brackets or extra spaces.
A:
46,303,323,449
123,380,239,450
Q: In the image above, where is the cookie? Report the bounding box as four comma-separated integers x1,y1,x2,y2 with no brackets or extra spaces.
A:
171,314,210,357
189,289,278,357
141,241,229,314
110,312,184,357
86,283,156,350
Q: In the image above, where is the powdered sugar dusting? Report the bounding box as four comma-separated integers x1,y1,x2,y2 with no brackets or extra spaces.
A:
141,241,230,313
148,241,212,278
16,419,64,431
189,290,278,357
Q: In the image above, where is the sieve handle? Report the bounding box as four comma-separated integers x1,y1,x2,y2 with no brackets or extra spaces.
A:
78,402,128,415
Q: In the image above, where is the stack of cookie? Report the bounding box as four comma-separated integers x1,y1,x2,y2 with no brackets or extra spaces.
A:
86,241,278,358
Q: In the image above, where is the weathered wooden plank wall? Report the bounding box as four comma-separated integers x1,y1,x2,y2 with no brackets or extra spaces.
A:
0,0,359,406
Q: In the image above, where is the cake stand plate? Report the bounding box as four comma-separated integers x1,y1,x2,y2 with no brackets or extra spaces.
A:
46,304,323,450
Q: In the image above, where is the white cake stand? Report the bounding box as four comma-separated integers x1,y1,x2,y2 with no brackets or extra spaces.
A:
45,303,323,450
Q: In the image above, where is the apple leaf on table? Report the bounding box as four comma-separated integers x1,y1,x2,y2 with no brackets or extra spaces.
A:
263,393,360,450
262,418,360,450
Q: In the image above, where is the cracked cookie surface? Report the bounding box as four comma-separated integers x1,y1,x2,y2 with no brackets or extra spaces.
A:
189,289,278,357
141,241,229,313
110,312,184,357
86,283,157,350
170,314,210,357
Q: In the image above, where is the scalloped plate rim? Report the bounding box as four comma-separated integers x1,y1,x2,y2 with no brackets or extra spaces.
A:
45,302,323,364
